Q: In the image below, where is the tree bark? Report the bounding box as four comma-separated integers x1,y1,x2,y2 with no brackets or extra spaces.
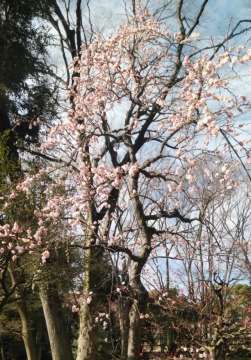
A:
39,284,73,360
8,265,38,360
76,203,101,360
16,298,39,360
127,300,142,360
118,296,131,359
0,336,6,360
207,346,216,360
35,318,43,360
76,295,98,360
127,262,148,360
76,243,98,360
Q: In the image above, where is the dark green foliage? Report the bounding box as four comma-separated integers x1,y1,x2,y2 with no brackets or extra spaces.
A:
0,0,58,152
0,291,52,360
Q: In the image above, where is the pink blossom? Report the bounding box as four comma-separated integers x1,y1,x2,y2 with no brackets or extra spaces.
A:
72,305,79,313
129,162,139,177
12,222,22,234
41,250,50,264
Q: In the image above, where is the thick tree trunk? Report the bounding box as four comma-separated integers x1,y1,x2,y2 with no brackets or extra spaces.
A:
76,296,98,360
16,298,39,360
39,284,73,360
127,300,142,360
76,243,99,360
76,203,102,360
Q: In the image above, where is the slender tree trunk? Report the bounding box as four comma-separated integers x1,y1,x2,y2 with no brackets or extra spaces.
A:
0,336,6,360
35,318,43,360
118,297,131,359
16,298,39,360
8,265,38,360
165,247,170,291
39,284,73,360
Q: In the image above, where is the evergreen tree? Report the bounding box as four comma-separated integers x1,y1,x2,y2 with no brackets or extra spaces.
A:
0,0,57,166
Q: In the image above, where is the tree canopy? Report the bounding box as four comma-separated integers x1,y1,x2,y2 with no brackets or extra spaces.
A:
1,1,251,360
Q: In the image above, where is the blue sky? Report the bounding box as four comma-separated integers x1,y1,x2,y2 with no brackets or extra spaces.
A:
203,0,250,35
86,0,251,49
211,0,249,19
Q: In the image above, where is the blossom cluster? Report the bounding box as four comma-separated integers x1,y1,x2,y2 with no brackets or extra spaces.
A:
0,4,249,268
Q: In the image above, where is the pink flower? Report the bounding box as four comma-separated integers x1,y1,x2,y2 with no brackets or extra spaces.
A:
129,162,139,177
72,305,79,313
12,222,22,234
41,250,50,264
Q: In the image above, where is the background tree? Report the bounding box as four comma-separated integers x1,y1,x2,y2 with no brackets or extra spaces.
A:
142,174,251,359
0,0,58,167
0,1,75,358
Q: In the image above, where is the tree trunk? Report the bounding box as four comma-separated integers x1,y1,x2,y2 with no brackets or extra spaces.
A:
35,318,43,360
16,298,39,360
127,299,142,360
207,346,216,360
127,263,148,360
0,336,6,360
77,204,102,360
8,265,38,360
76,244,99,360
118,296,131,359
39,284,73,360
76,296,98,360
